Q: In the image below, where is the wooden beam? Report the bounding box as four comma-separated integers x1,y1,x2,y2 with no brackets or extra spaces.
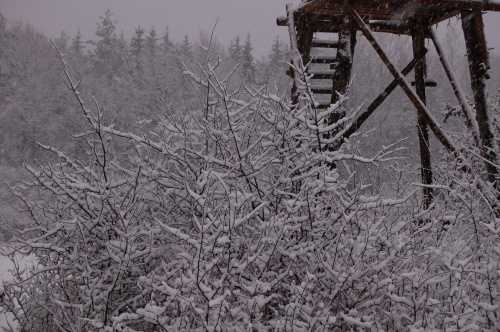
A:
429,28,481,145
294,0,500,18
277,16,287,26
376,0,500,12
462,9,498,184
341,48,428,142
413,21,433,208
349,6,459,156
348,6,500,212
309,55,337,64
312,38,340,48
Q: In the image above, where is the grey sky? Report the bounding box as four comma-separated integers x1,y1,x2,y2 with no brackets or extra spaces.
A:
0,0,499,57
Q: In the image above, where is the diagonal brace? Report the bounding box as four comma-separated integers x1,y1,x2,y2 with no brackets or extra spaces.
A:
348,6,458,156
429,28,480,146
341,48,428,142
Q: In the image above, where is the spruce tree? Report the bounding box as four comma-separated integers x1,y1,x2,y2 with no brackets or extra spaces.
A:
161,26,173,52
228,35,243,62
241,33,256,83
70,29,85,55
0,13,6,37
55,30,69,51
95,8,116,53
117,30,127,53
130,26,145,58
146,27,158,53
178,35,192,58
269,35,285,67
93,9,122,81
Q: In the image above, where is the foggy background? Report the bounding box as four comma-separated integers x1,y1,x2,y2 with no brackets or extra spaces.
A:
2,1,500,330
1,0,500,57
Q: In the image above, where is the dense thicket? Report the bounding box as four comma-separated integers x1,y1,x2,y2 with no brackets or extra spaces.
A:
1,9,500,332
0,10,290,242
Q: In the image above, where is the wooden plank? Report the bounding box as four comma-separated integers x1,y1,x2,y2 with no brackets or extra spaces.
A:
310,84,334,94
462,9,498,184
349,6,459,156
309,55,337,63
429,28,480,145
368,20,412,34
307,69,336,79
277,16,288,26
296,0,500,14
310,84,333,90
413,21,434,208
312,38,340,48
292,0,500,26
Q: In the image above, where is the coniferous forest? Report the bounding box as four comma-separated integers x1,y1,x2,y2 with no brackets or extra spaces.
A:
1,7,500,331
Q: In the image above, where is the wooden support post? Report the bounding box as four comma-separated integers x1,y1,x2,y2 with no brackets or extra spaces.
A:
429,28,481,146
461,10,498,185
349,6,458,157
412,22,433,208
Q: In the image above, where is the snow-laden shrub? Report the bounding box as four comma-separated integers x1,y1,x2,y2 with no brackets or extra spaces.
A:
1,49,500,332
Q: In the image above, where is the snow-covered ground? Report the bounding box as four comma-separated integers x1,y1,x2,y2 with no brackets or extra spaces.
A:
0,253,15,331
0,253,35,331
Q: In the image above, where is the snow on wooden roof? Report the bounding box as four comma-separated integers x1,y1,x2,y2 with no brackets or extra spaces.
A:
281,0,500,34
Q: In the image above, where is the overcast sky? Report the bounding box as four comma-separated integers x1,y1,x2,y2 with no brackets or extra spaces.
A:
1,0,499,57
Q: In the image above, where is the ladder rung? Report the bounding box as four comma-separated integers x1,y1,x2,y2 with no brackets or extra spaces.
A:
307,70,336,79
310,84,333,94
309,55,337,63
312,38,339,48
315,100,332,108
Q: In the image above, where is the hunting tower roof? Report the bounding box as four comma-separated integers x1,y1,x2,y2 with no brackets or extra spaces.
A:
279,0,500,34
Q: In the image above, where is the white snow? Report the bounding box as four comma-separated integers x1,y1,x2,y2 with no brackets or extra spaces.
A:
0,254,36,331
0,254,16,331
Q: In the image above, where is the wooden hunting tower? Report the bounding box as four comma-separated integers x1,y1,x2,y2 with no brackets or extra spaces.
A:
278,0,500,207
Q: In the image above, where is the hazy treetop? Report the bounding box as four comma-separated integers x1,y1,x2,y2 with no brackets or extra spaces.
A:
0,0,298,57
1,0,500,57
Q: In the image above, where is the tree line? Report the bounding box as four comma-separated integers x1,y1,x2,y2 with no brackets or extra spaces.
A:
0,9,291,168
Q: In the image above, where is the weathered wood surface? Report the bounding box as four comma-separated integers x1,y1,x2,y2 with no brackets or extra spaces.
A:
462,9,499,184
350,7,459,156
283,0,500,35
412,21,433,208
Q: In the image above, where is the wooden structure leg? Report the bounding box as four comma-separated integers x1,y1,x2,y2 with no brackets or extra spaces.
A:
429,28,480,145
349,7,458,156
461,10,498,185
412,22,433,208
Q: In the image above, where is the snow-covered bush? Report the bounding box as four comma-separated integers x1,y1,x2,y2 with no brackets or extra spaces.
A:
1,47,500,332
